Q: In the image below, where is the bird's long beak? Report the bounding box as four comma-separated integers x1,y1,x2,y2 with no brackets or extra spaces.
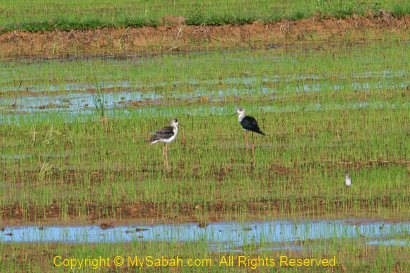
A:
231,113,236,116
179,124,185,127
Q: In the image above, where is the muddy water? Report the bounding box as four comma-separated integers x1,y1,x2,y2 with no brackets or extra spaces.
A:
1,219,408,251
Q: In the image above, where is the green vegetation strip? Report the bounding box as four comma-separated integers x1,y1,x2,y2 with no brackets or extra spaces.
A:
1,0,410,32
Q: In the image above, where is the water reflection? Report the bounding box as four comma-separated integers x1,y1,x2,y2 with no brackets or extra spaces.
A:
1,219,408,252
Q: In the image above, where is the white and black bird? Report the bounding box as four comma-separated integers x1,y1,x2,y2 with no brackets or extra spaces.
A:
150,118,180,144
236,108,265,136
150,118,182,169
344,173,352,187
235,108,265,154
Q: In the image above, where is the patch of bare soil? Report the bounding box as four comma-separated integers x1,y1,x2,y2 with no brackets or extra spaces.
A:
0,15,409,60
0,196,399,226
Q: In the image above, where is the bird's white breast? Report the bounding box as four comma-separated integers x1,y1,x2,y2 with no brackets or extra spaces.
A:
163,127,178,143
238,112,245,123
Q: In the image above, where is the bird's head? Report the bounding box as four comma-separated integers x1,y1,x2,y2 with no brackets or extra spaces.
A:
237,108,245,115
170,118,183,128
235,108,245,121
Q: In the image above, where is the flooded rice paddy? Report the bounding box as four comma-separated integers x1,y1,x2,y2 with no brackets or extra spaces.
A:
0,12,410,272
0,44,409,273
1,219,409,252
1,72,409,115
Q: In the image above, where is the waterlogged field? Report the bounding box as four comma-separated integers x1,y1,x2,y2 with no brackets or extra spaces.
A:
1,41,409,219
0,37,409,271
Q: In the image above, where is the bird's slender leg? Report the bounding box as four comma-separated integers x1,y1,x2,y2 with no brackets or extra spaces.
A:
251,132,255,157
162,144,166,167
164,144,169,170
162,143,168,169
245,131,249,152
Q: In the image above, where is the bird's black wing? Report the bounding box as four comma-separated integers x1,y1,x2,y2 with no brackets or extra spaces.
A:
151,126,174,141
241,116,265,135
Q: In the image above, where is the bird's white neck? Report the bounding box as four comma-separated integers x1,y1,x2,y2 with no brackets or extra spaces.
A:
237,112,245,122
173,125,178,134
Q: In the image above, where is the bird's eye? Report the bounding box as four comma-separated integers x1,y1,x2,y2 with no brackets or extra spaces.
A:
175,119,178,122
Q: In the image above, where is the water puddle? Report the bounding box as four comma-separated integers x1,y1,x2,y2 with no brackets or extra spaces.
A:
2,84,409,117
0,91,162,113
1,220,408,252
0,86,274,114
367,239,410,247
1,68,409,116
3,70,406,93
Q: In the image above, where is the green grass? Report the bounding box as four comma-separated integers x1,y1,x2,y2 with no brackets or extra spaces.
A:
1,0,410,32
0,40,409,222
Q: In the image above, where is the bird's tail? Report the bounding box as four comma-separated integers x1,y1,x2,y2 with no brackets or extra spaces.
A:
257,130,266,136
149,135,158,144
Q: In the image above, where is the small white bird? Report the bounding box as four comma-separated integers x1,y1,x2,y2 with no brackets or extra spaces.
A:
344,173,352,187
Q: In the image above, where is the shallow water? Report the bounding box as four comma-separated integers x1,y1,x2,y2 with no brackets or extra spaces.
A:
1,69,409,115
1,219,408,252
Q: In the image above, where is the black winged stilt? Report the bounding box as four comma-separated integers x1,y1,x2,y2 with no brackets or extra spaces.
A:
150,118,183,169
235,108,265,155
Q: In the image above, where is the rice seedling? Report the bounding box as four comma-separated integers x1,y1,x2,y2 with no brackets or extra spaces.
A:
92,84,107,121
